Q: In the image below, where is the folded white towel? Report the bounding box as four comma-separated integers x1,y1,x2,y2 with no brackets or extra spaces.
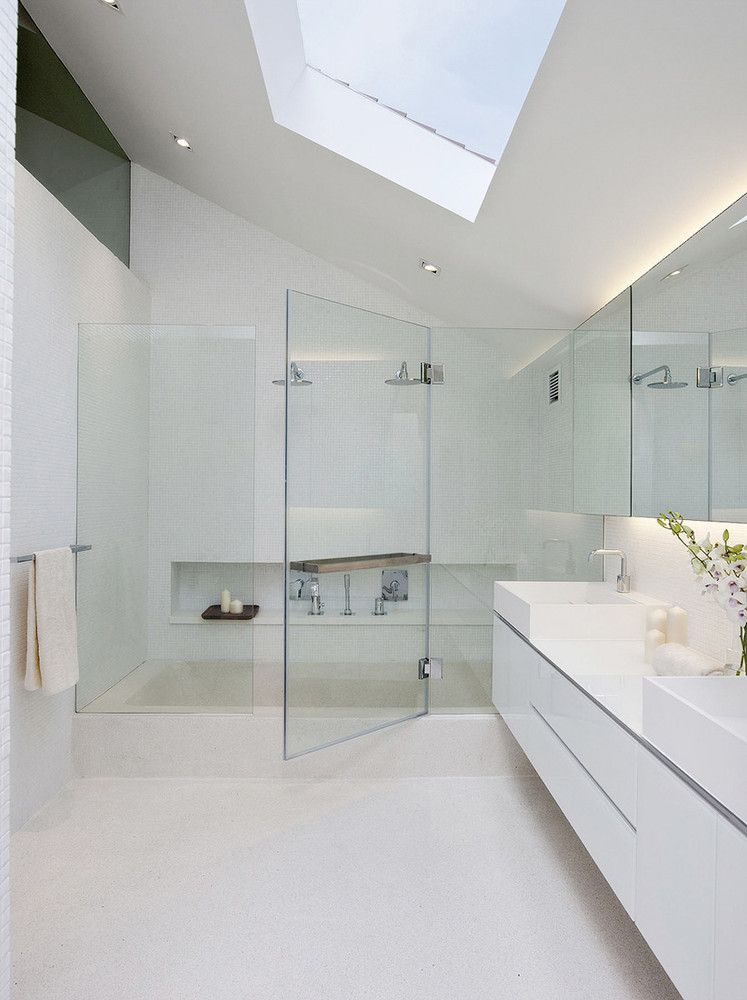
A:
652,642,724,678
25,548,79,695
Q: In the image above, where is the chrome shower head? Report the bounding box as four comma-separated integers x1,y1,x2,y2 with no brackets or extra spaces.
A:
385,361,421,385
272,362,312,386
632,364,688,389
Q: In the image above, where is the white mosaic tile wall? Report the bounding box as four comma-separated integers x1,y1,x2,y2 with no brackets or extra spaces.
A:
708,327,747,521
130,168,442,680
129,172,604,708
0,3,14,992
605,515,745,663
130,166,443,565
147,327,256,662
631,330,709,519
12,167,149,828
76,323,150,708
573,291,631,517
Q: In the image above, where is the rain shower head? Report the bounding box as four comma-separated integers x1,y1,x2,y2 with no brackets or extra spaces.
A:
385,361,421,385
632,364,688,389
272,362,312,386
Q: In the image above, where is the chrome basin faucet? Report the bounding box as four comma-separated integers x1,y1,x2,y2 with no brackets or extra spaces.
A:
588,548,630,593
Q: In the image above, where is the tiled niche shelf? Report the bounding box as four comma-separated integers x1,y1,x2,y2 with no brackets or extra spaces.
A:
170,561,257,625
170,561,498,626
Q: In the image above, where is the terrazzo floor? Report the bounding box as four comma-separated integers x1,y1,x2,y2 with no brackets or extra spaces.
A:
12,775,680,999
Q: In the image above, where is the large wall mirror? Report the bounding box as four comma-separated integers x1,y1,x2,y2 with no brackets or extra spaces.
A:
572,289,632,517
631,192,747,521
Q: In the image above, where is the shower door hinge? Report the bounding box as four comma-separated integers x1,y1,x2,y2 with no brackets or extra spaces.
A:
418,656,443,680
696,366,723,388
420,362,445,385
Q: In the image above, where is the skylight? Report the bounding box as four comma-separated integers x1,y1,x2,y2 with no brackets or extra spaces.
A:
295,0,567,160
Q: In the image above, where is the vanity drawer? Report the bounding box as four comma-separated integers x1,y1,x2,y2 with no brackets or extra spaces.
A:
532,656,638,825
492,616,539,719
522,705,636,916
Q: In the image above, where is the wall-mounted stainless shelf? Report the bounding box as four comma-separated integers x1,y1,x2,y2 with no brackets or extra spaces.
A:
290,552,431,575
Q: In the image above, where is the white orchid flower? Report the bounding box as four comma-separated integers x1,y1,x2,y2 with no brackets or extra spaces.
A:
719,576,743,597
727,604,747,627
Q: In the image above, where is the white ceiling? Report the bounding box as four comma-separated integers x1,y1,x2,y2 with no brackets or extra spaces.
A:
23,0,747,328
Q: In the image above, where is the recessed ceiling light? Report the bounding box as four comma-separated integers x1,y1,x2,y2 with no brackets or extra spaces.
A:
729,214,747,229
661,266,686,280
98,0,120,9
171,134,192,150
420,259,441,275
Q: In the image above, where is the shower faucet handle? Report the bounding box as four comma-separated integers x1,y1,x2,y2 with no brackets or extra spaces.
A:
382,569,408,602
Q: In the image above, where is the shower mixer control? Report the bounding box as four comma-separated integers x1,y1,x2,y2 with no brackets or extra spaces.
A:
289,572,313,601
382,569,408,602
307,578,324,616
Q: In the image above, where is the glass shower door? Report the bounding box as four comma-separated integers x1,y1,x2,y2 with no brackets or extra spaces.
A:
284,292,431,758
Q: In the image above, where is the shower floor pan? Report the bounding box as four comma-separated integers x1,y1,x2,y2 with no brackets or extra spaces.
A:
81,659,253,714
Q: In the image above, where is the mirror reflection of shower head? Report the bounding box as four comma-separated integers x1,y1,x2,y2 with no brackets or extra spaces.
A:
272,361,312,386
632,364,688,389
385,361,421,385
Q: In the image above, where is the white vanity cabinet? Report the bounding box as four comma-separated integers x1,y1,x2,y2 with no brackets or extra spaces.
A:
532,654,638,824
636,748,747,1000
491,615,538,744
493,615,636,915
492,611,747,1000
714,817,747,998
635,750,717,1000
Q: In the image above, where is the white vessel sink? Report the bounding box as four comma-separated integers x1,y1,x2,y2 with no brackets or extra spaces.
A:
643,676,747,821
494,581,658,641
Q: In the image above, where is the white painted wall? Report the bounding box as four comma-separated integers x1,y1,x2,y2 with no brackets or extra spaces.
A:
0,3,15,993
11,166,150,829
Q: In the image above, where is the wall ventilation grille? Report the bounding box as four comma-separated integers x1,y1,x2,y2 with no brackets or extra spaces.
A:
548,369,560,404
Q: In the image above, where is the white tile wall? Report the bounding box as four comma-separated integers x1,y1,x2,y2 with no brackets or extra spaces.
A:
130,166,443,564
0,3,14,993
12,167,150,828
604,515,745,663
710,328,747,520
129,168,443,683
129,175,604,708
147,327,256,662
631,331,709,519
76,323,150,707
573,290,631,517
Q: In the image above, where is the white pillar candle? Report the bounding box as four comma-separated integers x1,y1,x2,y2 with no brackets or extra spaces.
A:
644,628,666,664
666,606,688,646
221,589,231,614
229,599,244,614
646,607,668,637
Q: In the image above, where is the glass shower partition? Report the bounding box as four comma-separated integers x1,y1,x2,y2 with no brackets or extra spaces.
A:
284,292,431,757
77,324,256,713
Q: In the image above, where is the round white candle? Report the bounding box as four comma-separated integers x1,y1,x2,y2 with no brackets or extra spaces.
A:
221,590,231,614
644,628,666,664
666,606,688,646
229,599,243,614
646,607,667,636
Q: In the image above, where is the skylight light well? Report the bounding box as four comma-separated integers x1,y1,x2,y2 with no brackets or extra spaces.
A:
296,0,567,161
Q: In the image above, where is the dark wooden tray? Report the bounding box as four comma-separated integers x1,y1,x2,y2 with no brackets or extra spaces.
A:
201,604,259,621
